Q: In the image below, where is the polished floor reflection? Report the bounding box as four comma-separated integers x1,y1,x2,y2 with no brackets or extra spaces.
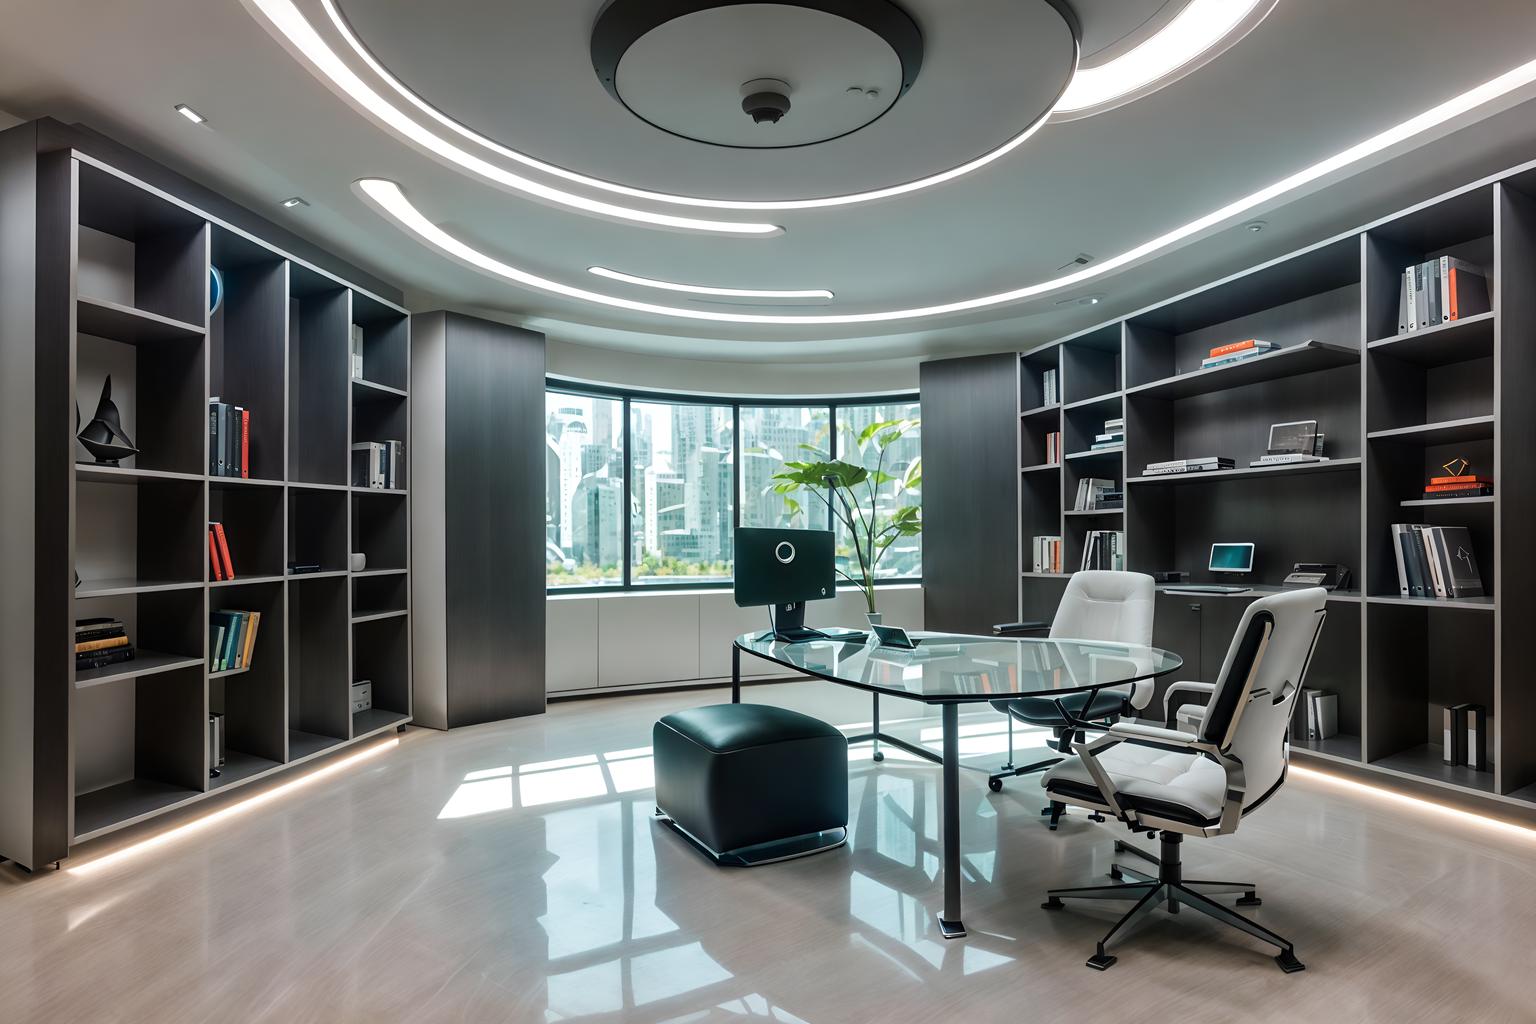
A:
4,681,1535,1022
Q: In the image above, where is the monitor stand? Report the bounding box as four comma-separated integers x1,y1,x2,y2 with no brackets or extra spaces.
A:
758,601,828,644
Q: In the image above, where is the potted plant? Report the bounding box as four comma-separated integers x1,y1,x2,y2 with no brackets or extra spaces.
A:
770,418,921,623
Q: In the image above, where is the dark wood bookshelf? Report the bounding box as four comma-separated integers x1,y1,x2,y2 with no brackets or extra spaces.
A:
2,146,412,860
992,165,1536,817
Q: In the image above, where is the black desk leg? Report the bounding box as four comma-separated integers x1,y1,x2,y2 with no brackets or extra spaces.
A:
937,702,966,939
871,693,883,762
731,646,741,704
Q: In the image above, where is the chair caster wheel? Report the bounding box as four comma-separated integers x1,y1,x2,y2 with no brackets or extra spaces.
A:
1087,812,1106,823
1238,892,1262,907
872,750,884,762
1086,953,1118,971
1275,950,1305,973
988,777,1003,793
1041,897,1064,910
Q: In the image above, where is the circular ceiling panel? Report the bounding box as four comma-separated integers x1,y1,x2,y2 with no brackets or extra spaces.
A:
601,3,914,149
330,0,1078,200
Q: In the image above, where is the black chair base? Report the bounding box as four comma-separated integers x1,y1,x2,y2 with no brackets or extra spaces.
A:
1043,832,1301,973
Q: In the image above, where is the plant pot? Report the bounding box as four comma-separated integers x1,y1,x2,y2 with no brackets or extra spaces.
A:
866,612,883,627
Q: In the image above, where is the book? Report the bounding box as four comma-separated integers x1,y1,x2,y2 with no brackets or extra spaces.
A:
209,623,225,671
352,442,386,488
208,399,221,476
1429,475,1492,485
1426,259,1441,327
1399,268,1411,333
212,522,235,580
1045,431,1061,465
209,528,224,582
1032,536,1062,574
228,405,243,478
1200,347,1275,369
75,635,131,653
1404,267,1417,333
1447,261,1489,320
241,610,261,669
1423,487,1492,498
1208,339,1274,358
240,407,250,479
351,325,365,379
75,617,121,632
77,648,135,670
74,627,126,644
1430,526,1484,597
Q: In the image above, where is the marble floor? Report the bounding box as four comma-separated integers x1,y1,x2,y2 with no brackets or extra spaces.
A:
4,681,1535,1023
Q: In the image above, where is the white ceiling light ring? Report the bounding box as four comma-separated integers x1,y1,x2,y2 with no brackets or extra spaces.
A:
313,0,1079,211
1051,0,1279,122
354,54,1536,328
240,0,780,235
588,267,835,303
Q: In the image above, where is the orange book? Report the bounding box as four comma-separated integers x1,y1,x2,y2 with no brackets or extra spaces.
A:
208,528,224,582
1425,483,1491,493
1209,339,1264,358
239,611,261,670
75,635,130,653
1429,475,1491,485
213,522,235,580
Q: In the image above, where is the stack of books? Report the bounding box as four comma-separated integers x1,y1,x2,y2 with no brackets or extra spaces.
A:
208,521,236,581
1041,367,1059,406
1074,477,1120,511
1390,524,1484,598
208,398,250,478
1399,257,1489,332
352,440,406,489
76,617,134,672
210,609,262,673
1142,456,1235,476
1201,339,1276,370
1091,417,1124,450
1080,530,1126,571
1044,431,1062,465
1423,473,1492,500
1032,535,1062,574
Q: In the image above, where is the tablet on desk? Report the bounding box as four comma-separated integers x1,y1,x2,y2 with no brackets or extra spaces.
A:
872,624,919,649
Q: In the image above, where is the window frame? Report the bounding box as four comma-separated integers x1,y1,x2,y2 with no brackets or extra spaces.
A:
545,378,921,595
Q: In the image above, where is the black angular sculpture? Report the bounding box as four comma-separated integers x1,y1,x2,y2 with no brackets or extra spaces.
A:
76,375,139,466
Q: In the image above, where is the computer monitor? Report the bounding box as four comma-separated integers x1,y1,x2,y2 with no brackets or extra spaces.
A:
734,528,835,640
1209,542,1255,574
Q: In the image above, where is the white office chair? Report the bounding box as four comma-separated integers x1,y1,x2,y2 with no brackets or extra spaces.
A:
990,571,1155,824
1039,587,1328,973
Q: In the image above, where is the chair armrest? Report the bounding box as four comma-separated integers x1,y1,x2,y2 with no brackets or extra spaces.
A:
1078,720,1246,834
1162,680,1216,722
993,621,1050,636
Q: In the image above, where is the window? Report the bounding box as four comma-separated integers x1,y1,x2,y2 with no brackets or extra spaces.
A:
546,391,624,588
836,401,922,581
544,383,920,591
630,400,734,584
738,405,830,529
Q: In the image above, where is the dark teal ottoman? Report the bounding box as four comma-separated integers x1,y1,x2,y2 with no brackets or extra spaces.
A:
653,704,849,866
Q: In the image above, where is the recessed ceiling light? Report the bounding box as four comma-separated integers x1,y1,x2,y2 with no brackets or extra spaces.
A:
174,104,208,125
1245,220,1267,233
356,54,1536,326
281,196,310,209
588,266,833,302
241,0,781,235
1054,0,1277,120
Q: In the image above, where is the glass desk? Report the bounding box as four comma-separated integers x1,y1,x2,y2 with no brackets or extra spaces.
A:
732,631,1183,939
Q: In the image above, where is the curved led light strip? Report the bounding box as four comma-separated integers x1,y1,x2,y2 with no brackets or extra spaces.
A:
1054,0,1277,118
588,266,834,302
313,0,1075,212
359,55,1536,326
241,0,779,235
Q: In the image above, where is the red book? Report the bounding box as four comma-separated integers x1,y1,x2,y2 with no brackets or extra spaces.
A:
1425,484,1492,494
1209,339,1265,358
208,528,224,582
213,522,235,580
1428,475,1491,485
240,409,250,479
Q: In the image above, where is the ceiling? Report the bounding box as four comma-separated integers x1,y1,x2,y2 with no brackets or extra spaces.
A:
3,0,1536,370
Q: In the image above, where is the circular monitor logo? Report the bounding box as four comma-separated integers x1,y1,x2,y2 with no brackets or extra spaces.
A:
774,541,796,564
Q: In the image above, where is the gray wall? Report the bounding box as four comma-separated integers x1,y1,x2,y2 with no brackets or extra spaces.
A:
412,312,547,728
